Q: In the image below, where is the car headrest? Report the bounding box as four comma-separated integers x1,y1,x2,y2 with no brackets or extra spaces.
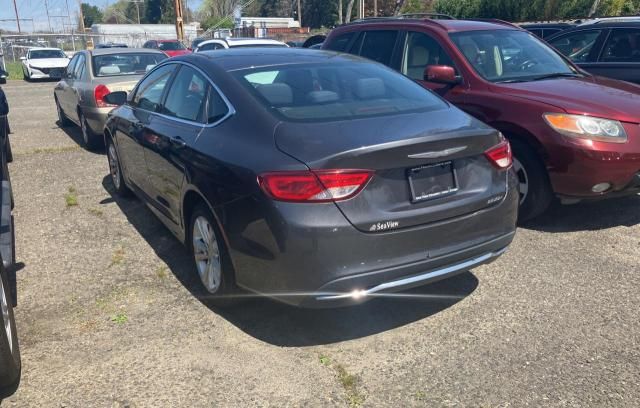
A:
355,78,385,99
256,83,293,106
410,46,430,66
99,65,120,75
307,90,339,104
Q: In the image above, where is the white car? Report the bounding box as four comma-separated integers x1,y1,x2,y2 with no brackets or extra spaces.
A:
21,48,70,80
194,38,288,52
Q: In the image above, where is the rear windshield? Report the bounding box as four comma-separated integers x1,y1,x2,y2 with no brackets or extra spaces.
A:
29,50,66,59
92,53,167,77
232,62,447,122
158,41,186,51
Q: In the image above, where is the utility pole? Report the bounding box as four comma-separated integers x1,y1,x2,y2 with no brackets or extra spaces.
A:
174,0,185,40
374,0,377,17
45,0,53,32
77,0,86,32
126,0,143,24
338,0,343,24
297,0,302,27
65,0,73,31
12,0,22,33
358,0,364,19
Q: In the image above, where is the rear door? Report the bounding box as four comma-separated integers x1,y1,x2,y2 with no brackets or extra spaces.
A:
592,28,640,84
142,64,209,223
56,53,80,117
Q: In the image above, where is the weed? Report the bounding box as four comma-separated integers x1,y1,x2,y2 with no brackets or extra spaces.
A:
110,312,128,324
64,187,78,207
415,390,426,401
155,265,168,280
16,145,81,157
88,207,103,217
319,355,331,366
334,364,365,407
109,247,125,267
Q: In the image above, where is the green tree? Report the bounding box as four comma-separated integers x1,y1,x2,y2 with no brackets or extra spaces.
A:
81,3,103,27
145,0,175,24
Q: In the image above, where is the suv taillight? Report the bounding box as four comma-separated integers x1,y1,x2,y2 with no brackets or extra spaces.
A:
484,140,513,169
258,170,373,202
94,84,114,108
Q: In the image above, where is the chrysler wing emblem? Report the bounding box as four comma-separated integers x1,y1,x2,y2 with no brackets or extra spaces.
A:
408,146,467,159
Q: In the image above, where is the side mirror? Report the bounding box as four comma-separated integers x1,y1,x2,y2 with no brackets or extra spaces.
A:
103,91,127,106
424,65,461,85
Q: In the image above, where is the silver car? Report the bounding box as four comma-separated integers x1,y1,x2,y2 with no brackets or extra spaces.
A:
53,48,167,149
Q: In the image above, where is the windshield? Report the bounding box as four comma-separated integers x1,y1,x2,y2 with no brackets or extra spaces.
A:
450,30,577,83
158,41,186,51
29,50,66,59
93,53,168,77
233,62,448,122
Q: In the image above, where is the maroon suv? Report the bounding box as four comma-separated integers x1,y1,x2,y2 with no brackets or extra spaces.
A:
324,18,640,220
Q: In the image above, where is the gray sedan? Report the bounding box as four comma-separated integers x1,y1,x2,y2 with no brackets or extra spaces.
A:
53,48,167,149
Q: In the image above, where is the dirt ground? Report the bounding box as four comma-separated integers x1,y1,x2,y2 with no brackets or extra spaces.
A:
1,80,639,407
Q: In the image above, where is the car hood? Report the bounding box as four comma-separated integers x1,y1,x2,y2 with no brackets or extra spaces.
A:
494,76,640,123
28,58,69,68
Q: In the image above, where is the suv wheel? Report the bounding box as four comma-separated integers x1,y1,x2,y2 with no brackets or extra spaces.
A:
0,263,20,398
510,139,553,222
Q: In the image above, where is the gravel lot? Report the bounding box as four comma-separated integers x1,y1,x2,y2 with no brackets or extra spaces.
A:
1,80,639,407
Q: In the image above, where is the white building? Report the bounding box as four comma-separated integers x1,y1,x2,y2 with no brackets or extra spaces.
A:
90,23,200,47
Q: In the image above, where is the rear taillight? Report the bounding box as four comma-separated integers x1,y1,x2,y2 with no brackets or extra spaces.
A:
94,84,114,108
484,140,513,169
258,170,373,202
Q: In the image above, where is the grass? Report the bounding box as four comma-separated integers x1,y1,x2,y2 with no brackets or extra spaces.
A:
15,145,82,157
64,187,78,207
319,355,331,366
319,355,365,407
109,247,125,267
88,207,103,217
3,62,23,80
110,312,128,324
155,265,168,280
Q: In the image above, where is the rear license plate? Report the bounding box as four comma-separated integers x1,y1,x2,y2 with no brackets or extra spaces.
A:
408,161,457,202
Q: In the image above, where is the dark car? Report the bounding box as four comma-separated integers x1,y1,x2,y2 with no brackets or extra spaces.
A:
324,18,640,221
102,49,518,307
0,81,20,398
520,23,575,39
142,39,191,57
546,21,640,84
95,42,128,49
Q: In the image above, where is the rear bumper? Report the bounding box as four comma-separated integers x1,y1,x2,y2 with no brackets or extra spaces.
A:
224,169,519,307
82,107,111,135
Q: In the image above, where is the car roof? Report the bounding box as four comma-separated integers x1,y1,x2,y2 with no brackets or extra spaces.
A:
577,17,640,26
520,23,575,29
546,20,640,40
89,47,165,56
27,47,64,51
199,38,287,47
340,18,519,33
182,48,360,71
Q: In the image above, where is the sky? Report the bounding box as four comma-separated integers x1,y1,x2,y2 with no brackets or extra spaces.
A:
0,0,204,33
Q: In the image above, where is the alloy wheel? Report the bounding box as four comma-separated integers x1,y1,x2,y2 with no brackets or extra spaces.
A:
0,275,13,354
80,115,89,145
513,157,529,205
108,143,121,190
192,216,222,294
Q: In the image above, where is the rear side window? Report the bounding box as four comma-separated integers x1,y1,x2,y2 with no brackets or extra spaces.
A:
548,30,602,62
233,62,447,122
198,43,225,51
325,32,356,52
358,31,398,66
162,66,208,122
132,64,175,111
600,29,640,62
207,87,230,124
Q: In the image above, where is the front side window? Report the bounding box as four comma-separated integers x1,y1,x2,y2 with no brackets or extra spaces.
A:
65,55,79,78
548,30,602,62
600,29,640,62
132,64,176,112
73,54,85,80
28,49,67,59
162,66,208,122
92,53,167,77
358,31,398,66
402,32,456,81
451,30,577,82
234,62,448,122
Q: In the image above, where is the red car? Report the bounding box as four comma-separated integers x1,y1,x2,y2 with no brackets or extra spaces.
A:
324,18,640,220
142,39,191,57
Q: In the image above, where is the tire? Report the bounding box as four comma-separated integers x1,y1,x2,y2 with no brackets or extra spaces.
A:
106,138,130,197
0,262,20,399
55,97,71,127
188,204,237,307
510,139,553,222
79,111,99,150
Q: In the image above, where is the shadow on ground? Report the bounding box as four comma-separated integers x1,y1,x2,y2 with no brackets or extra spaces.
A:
522,194,640,233
56,120,104,154
101,176,478,346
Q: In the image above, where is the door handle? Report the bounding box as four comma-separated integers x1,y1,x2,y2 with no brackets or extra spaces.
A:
170,136,187,148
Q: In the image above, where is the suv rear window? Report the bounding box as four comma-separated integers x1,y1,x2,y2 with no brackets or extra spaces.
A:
358,31,398,66
233,62,447,122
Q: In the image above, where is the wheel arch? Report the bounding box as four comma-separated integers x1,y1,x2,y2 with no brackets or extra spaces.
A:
181,188,232,256
489,121,549,163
